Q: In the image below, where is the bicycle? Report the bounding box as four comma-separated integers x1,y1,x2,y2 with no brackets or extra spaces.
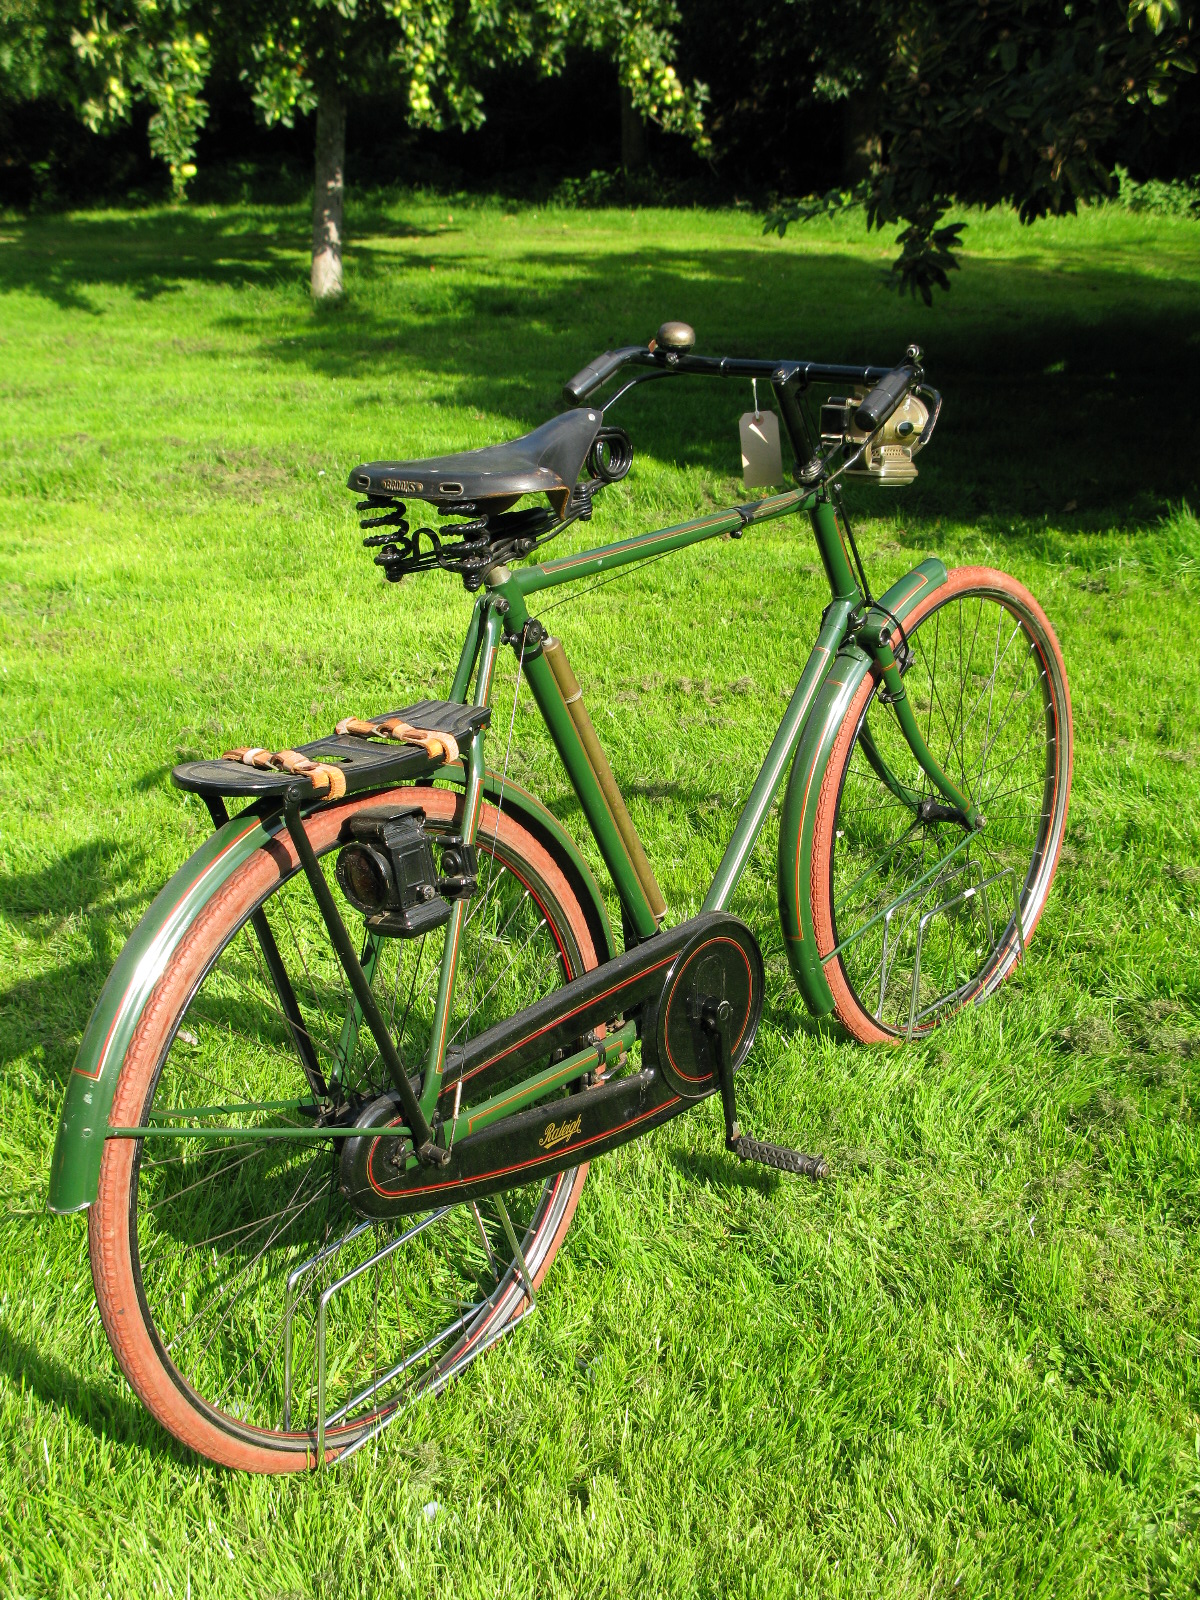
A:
49,322,1073,1471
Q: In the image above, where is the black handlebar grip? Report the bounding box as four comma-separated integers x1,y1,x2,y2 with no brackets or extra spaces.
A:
562,345,645,403
854,363,915,434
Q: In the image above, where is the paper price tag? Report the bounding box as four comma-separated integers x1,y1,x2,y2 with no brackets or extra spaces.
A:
739,408,783,489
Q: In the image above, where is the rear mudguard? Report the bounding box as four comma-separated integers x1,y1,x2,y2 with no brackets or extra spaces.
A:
47,773,614,1215
777,559,947,1016
440,766,616,972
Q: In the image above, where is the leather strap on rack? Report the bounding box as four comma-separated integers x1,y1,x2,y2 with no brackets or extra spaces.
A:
334,716,460,765
221,746,348,799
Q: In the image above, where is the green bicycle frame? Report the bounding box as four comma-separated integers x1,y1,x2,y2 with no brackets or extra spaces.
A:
50,473,965,1211
391,482,967,1118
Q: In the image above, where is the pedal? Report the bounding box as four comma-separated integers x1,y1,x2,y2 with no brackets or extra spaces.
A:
696,995,830,1183
729,1135,827,1181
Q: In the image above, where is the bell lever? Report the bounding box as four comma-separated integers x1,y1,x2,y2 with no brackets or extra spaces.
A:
698,995,829,1181
282,786,447,1168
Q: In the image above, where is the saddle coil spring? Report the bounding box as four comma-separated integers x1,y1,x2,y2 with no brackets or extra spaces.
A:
358,500,561,590
354,425,633,592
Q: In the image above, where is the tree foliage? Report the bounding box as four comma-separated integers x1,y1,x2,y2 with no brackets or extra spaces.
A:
236,0,706,144
0,0,58,99
70,0,210,197
581,0,708,150
6,0,1196,307
19,0,707,200
765,0,1197,301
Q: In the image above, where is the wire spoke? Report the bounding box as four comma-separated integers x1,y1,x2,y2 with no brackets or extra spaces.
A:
451,913,548,1042
160,1157,329,1357
143,1142,273,1206
129,779,592,1445
831,590,1063,1037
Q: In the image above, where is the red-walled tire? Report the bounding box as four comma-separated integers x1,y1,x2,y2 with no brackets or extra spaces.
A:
90,787,597,1471
810,567,1072,1043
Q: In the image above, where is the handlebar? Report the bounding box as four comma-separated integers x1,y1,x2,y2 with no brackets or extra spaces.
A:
563,334,918,409
853,361,917,434
563,346,647,404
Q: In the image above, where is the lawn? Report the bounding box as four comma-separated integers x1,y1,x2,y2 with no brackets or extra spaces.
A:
1,193,1199,1597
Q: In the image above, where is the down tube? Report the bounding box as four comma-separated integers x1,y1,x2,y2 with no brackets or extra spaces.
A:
703,599,853,912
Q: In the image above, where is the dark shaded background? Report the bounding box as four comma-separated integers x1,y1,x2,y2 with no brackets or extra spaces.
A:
6,4,1200,213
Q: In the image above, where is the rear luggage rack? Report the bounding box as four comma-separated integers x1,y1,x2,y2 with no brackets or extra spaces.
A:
172,700,490,803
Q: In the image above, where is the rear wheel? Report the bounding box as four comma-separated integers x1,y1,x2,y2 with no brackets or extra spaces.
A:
810,566,1072,1042
89,786,600,1471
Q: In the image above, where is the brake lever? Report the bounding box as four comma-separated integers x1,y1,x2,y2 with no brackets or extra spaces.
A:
595,368,672,416
913,385,943,450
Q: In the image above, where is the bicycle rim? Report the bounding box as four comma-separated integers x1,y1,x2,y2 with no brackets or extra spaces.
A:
812,567,1072,1041
90,789,596,1468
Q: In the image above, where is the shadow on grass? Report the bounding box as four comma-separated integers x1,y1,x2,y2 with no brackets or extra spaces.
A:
0,840,147,1084
0,206,436,310
2,208,1198,523
668,1144,782,1196
0,838,146,922
244,240,1200,524
0,1319,173,1457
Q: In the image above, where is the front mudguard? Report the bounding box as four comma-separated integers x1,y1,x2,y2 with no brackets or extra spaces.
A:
777,558,947,1016
48,773,615,1216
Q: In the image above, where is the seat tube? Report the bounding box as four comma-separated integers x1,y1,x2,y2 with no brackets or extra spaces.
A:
490,576,658,940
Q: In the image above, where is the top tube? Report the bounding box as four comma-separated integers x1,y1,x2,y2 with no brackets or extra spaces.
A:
509,489,816,597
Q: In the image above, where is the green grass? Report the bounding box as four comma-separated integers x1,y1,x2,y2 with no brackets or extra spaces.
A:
2,193,1199,1596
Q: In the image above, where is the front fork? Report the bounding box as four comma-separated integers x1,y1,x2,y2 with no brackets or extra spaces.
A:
857,619,983,831
806,490,980,829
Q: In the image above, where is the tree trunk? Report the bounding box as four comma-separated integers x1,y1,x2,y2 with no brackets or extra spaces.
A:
311,87,346,300
620,83,646,172
842,94,880,186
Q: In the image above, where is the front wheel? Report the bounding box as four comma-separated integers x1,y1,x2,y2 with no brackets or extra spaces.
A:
88,786,601,1471
810,566,1073,1042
